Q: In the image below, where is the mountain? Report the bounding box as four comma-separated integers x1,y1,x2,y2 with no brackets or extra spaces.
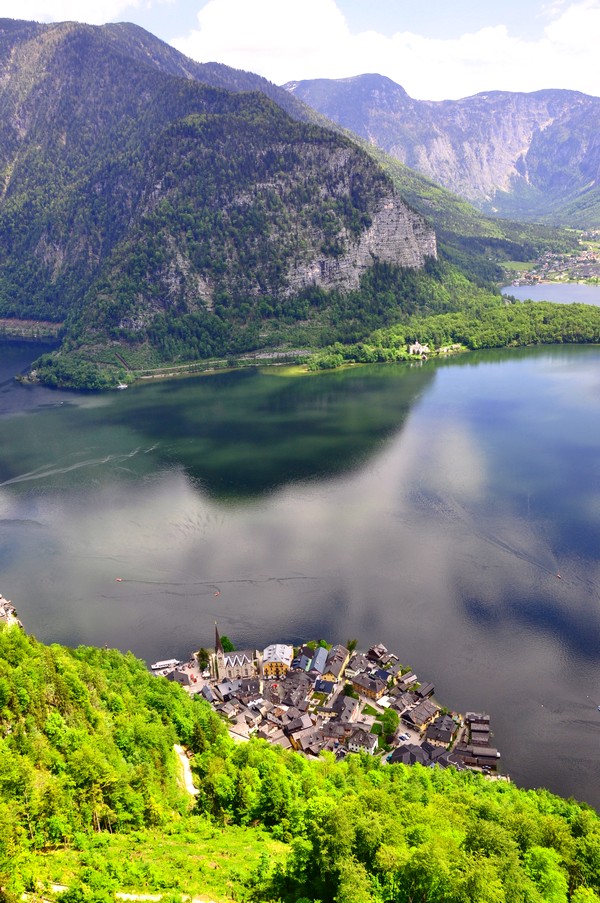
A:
285,74,600,226
0,20,435,387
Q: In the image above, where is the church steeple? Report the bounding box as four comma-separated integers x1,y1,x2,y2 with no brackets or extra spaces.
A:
215,621,224,655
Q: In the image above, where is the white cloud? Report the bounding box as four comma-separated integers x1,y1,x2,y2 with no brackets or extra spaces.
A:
173,0,351,81
172,0,600,99
0,0,159,27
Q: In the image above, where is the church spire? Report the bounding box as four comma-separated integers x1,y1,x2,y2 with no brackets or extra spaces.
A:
215,621,224,655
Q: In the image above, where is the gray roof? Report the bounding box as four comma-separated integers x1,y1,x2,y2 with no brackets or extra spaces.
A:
310,646,328,673
352,673,386,695
222,649,254,667
263,643,293,665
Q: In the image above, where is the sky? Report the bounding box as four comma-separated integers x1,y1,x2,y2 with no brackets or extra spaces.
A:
2,0,600,99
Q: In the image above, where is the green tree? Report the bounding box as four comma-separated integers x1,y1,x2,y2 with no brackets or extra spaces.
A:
381,708,399,742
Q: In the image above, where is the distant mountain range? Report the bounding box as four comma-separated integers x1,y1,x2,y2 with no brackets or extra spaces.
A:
285,74,600,227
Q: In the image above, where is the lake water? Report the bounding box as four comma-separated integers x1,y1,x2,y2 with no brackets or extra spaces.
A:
502,282,600,305
1,340,600,809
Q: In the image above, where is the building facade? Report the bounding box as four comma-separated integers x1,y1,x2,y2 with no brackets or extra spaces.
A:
262,643,294,679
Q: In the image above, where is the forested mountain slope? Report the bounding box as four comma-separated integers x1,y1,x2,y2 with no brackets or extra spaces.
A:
0,20,435,387
1,623,600,902
286,74,600,226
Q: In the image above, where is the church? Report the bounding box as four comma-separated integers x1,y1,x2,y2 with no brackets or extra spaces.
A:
213,623,257,680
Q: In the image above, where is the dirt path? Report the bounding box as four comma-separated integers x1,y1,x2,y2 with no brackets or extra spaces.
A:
174,744,199,796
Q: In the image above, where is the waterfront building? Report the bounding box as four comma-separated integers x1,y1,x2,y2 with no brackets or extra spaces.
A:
214,624,257,680
262,643,294,679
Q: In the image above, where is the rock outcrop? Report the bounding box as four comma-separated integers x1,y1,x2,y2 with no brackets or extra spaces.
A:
286,193,436,294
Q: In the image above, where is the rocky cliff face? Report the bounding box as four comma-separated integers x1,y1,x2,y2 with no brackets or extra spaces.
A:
286,194,436,294
286,75,600,225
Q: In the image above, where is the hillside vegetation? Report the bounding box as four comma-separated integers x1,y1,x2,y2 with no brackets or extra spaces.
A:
1,624,600,903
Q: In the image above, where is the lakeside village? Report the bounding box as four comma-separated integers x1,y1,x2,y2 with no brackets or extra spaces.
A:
507,229,600,286
152,626,505,777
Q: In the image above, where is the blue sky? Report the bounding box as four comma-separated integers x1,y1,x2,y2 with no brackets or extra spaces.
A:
2,0,600,99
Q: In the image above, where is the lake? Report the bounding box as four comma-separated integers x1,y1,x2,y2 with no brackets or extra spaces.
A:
502,281,600,305
1,340,600,809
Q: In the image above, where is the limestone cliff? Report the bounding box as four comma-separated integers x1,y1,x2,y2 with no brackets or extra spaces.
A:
286,193,436,294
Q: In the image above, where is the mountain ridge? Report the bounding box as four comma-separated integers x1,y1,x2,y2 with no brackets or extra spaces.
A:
285,73,600,226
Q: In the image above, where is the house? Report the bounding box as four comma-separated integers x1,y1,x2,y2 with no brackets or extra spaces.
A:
416,682,435,699
262,643,294,679
402,699,439,731
397,671,418,691
239,677,262,696
293,726,324,754
453,745,500,771
391,691,418,713
387,662,403,680
322,644,350,682
217,701,238,721
296,653,313,671
347,728,378,755
285,713,314,737
345,652,371,678
389,743,429,766
214,679,241,702
367,643,388,663
280,671,312,709
421,741,464,771
166,668,191,687
470,726,491,746
201,685,216,704
290,725,319,752
466,712,491,727
309,646,328,675
408,341,430,356
313,679,336,702
425,714,458,746
351,673,387,700
380,653,399,667
330,694,360,723
257,727,292,750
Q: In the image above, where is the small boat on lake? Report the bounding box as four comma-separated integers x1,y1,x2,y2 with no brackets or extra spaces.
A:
151,658,180,671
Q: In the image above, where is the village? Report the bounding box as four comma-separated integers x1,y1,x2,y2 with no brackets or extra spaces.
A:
505,231,600,285
153,627,504,776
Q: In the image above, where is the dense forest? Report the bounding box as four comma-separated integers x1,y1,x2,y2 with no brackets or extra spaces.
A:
2,623,600,902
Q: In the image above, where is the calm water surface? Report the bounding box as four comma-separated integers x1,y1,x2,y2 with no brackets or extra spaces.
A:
1,341,600,808
502,282,600,305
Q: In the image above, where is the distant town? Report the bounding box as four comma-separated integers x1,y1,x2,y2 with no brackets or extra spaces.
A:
506,230,600,285
152,626,505,777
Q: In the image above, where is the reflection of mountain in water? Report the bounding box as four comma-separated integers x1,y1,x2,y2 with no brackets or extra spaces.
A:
107,366,436,499
0,357,435,500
